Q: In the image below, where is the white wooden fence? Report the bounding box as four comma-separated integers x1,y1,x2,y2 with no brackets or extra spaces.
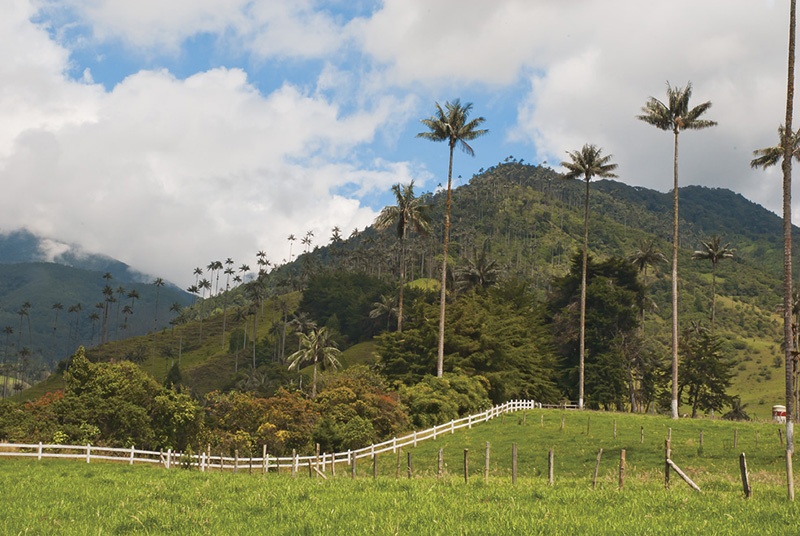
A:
0,399,576,473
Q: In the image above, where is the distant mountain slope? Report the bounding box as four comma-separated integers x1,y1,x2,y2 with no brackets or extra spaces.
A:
0,228,151,284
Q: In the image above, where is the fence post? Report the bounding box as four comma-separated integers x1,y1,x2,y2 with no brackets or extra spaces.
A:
413,430,418,447
665,439,671,490
396,449,402,479
308,458,313,478
86,444,91,464
37,442,42,461
167,449,172,470
619,449,626,489
292,449,297,477
469,414,472,429
351,453,356,479
734,429,738,449
592,448,603,490
130,445,135,466
464,449,469,484
548,448,554,486
484,441,490,483
331,454,336,477
263,445,267,473
433,425,437,440
393,437,397,453
512,443,517,484
787,450,794,501
740,452,752,498
234,450,239,474
451,420,455,434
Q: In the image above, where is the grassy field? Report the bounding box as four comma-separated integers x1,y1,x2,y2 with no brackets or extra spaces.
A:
2,410,800,535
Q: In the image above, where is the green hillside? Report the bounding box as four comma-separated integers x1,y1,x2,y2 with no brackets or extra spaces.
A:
16,160,798,417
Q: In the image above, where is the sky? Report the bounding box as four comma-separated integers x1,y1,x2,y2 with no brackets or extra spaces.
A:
0,0,795,288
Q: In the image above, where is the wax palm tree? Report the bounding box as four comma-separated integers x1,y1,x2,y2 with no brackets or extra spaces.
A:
151,277,165,371
198,278,211,343
692,235,735,335
113,286,125,342
51,302,63,368
374,180,432,332
221,266,235,350
369,294,398,333
637,81,716,420
169,302,181,337
417,99,488,377
88,312,100,346
628,240,668,333
560,144,618,410
287,326,342,398
752,121,800,445
287,234,296,262
288,312,317,352
126,289,140,338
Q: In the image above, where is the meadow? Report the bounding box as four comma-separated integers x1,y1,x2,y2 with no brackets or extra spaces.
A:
2,410,800,534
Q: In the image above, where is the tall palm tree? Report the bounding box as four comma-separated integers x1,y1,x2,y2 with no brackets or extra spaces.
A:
198,278,211,343
114,286,126,342
750,124,800,444
221,266,235,350
369,294,398,332
374,180,432,332
628,240,668,334
560,144,618,410
756,0,796,447
287,235,296,262
51,302,63,368
417,99,488,377
151,277,165,372
126,289,140,338
637,82,716,420
692,235,735,335
88,312,100,346
287,326,342,398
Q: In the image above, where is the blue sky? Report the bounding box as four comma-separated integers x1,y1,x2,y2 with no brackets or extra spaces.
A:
0,0,793,286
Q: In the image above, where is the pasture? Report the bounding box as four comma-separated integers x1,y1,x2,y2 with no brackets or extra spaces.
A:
2,410,799,535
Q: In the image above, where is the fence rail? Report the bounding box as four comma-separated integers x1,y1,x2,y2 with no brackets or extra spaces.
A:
0,399,575,472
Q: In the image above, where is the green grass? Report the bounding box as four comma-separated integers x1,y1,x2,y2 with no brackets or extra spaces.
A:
2,410,799,534
339,340,377,367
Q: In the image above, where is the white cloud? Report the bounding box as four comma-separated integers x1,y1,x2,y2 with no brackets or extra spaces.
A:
0,3,420,287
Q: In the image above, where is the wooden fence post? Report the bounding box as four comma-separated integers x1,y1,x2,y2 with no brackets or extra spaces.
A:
87,444,91,464
787,450,794,501
548,448,554,486
407,452,413,479
130,445,135,466
234,450,238,474
249,455,253,475
292,449,297,477
619,449,626,490
438,448,443,478
740,452,752,498
37,442,42,461
464,449,469,484
167,449,172,470
308,458,313,478
262,445,267,473
484,442,490,483
664,439,671,490
512,443,517,484
396,449,401,479
351,453,356,479
592,448,603,490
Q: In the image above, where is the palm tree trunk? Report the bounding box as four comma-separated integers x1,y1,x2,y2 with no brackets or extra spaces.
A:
711,264,717,335
437,145,455,377
398,222,407,333
312,357,318,399
671,130,680,420
784,0,797,451
579,176,589,410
